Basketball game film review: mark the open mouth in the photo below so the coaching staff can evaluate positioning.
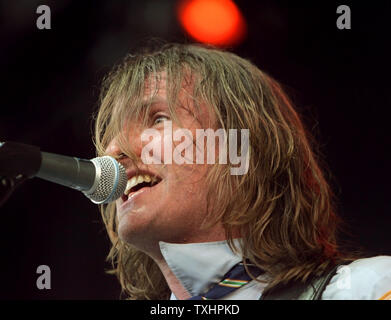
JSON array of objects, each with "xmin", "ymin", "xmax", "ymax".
[{"xmin": 121, "ymin": 174, "xmax": 162, "ymax": 202}]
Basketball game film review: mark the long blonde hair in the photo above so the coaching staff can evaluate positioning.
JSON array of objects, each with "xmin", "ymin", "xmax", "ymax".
[{"xmin": 94, "ymin": 43, "xmax": 347, "ymax": 299}]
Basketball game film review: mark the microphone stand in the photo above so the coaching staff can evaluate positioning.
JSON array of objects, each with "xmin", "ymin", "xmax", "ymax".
[
  {"xmin": 0, "ymin": 141, "xmax": 41, "ymax": 207},
  {"xmin": 0, "ymin": 175, "xmax": 28, "ymax": 207}
]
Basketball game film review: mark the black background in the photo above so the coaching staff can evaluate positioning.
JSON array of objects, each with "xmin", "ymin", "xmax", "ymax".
[{"xmin": 0, "ymin": 0, "xmax": 390, "ymax": 299}]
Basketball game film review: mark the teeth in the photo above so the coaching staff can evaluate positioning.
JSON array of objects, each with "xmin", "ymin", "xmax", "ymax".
[{"xmin": 124, "ymin": 175, "xmax": 158, "ymax": 195}]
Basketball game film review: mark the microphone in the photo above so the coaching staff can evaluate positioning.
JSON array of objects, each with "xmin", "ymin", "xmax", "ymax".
[{"xmin": 0, "ymin": 141, "xmax": 127, "ymax": 204}]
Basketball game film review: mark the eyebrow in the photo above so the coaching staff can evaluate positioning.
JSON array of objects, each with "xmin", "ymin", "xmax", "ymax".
[{"xmin": 140, "ymin": 96, "xmax": 167, "ymax": 107}]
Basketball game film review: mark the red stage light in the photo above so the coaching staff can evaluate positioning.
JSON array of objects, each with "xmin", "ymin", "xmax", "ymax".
[{"xmin": 177, "ymin": 0, "xmax": 246, "ymax": 46}]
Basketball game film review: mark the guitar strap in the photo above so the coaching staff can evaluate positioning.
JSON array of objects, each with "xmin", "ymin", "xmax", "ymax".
[{"xmin": 261, "ymin": 264, "xmax": 342, "ymax": 300}]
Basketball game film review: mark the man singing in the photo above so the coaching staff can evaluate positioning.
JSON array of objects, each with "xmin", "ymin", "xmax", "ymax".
[{"xmin": 94, "ymin": 43, "xmax": 391, "ymax": 300}]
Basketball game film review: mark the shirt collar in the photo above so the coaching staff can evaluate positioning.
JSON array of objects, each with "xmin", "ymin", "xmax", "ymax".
[{"xmin": 159, "ymin": 239, "xmax": 243, "ymax": 297}]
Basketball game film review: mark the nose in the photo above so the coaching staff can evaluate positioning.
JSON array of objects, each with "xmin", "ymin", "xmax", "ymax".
[
  {"xmin": 105, "ymin": 128, "xmax": 144, "ymax": 160},
  {"xmin": 105, "ymin": 137, "xmax": 123, "ymax": 159}
]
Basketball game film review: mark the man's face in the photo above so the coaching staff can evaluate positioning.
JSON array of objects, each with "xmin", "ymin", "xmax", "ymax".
[{"xmin": 105, "ymin": 75, "xmax": 226, "ymax": 251}]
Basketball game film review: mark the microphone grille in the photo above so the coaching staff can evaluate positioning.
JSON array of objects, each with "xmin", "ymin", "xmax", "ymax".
[{"xmin": 85, "ymin": 156, "xmax": 127, "ymax": 204}]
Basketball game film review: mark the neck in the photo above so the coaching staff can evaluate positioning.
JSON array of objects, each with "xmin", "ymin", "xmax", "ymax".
[
  {"xmin": 155, "ymin": 255, "xmax": 191, "ymax": 299},
  {"xmin": 142, "ymin": 243, "xmax": 191, "ymax": 299},
  {"xmin": 136, "ymin": 224, "xmax": 235, "ymax": 300}
]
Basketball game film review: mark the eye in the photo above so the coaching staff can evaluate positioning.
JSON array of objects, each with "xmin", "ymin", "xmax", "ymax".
[{"xmin": 153, "ymin": 114, "xmax": 170, "ymax": 125}]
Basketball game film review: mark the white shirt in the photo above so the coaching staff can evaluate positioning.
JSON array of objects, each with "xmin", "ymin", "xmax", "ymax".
[{"xmin": 159, "ymin": 240, "xmax": 391, "ymax": 300}]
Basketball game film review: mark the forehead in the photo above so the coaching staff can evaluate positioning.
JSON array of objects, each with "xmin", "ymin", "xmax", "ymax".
[
  {"xmin": 143, "ymin": 72, "xmax": 167, "ymax": 97},
  {"xmin": 112, "ymin": 70, "xmax": 216, "ymax": 130},
  {"xmin": 154, "ymin": 72, "xmax": 214, "ymax": 126},
  {"xmin": 142, "ymin": 72, "xmax": 205, "ymax": 113},
  {"xmin": 142, "ymin": 71, "xmax": 192, "ymax": 100}
]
